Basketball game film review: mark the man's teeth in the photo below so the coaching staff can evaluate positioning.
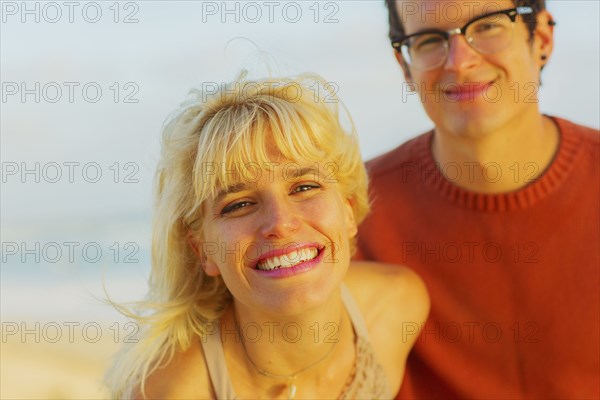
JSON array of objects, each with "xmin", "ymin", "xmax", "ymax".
[{"xmin": 257, "ymin": 248, "xmax": 319, "ymax": 271}]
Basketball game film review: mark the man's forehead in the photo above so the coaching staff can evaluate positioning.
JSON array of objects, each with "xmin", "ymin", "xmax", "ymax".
[{"xmin": 396, "ymin": 0, "xmax": 515, "ymax": 32}]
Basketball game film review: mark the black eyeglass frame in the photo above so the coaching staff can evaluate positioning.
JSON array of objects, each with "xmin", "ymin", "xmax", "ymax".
[{"xmin": 391, "ymin": 6, "xmax": 534, "ymax": 57}]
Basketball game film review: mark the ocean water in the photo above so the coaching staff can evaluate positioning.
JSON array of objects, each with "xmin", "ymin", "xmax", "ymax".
[{"xmin": 1, "ymin": 218, "xmax": 152, "ymax": 323}]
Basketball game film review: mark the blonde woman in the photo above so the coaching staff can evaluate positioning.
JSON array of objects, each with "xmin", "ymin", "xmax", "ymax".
[{"xmin": 106, "ymin": 72, "xmax": 429, "ymax": 399}]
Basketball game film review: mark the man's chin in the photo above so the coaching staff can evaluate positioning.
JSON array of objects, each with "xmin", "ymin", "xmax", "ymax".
[{"xmin": 436, "ymin": 113, "xmax": 506, "ymax": 139}]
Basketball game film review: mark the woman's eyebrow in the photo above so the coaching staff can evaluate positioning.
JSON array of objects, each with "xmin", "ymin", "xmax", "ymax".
[
  {"xmin": 213, "ymin": 167, "xmax": 321, "ymax": 202},
  {"xmin": 286, "ymin": 167, "xmax": 322, "ymax": 180},
  {"xmin": 215, "ymin": 182, "xmax": 249, "ymax": 203}
]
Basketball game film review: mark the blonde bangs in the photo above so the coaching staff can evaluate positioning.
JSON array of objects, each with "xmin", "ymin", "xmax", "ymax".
[{"xmin": 190, "ymin": 78, "xmax": 350, "ymax": 215}]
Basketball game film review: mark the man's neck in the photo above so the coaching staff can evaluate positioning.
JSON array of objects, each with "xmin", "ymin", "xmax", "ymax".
[{"xmin": 431, "ymin": 113, "xmax": 560, "ymax": 194}]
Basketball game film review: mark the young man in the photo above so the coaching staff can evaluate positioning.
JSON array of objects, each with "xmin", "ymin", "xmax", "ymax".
[{"xmin": 356, "ymin": 0, "xmax": 599, "ymax": 398}]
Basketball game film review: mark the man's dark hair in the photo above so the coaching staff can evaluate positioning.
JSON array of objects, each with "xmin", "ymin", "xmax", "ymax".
[{"xmin": 385, "ymin": 0, "xmax": 546, "ymax": 40}]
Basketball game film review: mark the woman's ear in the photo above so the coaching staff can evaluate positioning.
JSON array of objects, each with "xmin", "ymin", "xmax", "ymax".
[
  {"xmin": 344, "ymin": 197, "xmax": 358, "ymax": 239},
  {"xmin": 187, "ymin": 231, "xmax": 221, "ymax": 277}
]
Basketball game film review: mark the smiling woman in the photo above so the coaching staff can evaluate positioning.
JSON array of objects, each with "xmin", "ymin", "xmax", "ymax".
[{"xmin": 105, "ymin": 72, "xmax": 429, "ymax": 399}]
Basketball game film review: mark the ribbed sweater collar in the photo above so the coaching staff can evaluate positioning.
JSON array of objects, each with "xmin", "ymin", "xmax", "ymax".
[{"xmin": 415, "ymin": 116, "xmax": 582, "ymax": 212}]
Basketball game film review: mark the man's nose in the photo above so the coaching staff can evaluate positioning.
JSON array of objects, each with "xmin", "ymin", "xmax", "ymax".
[{"xmin": 443, "ymin": 34, "xmax": 481, "ymax": 73}]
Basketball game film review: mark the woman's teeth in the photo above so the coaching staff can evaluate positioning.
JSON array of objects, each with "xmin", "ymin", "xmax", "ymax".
[{"xmin": 256, "ymin": 247, "xmax": 319, "ymax": 271}]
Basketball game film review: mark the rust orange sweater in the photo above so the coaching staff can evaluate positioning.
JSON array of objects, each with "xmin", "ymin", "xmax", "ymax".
[{"xmin": 356, "ymin": 116, "xmax": 599, "ymax": 398}]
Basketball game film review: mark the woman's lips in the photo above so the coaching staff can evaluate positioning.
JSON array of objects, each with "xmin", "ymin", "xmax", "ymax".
[
  {"xmin": 252, "ymin": 246, "xmax": 325, "ymax": 278},
  {"xmin": 249, "ymin": 242, "xmax": 324, "ymax": 269},
  {"xmin": 256, "ymin": 246, "xmax": 321, "ymax": 271}
]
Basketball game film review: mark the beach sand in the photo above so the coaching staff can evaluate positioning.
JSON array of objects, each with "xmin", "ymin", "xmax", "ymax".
[{"xmin": 1, "ymin": 326, "xmax": 120, "ymax": 399}]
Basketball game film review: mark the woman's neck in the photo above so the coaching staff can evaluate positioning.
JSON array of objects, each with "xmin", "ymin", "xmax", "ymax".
[{"xmin": 220, "ymin": 291, "xmax": 356, "ymax": 398}]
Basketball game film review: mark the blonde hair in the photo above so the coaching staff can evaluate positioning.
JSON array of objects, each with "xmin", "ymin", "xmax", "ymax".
[{"xmin": 105, "ymin": 72, "xmax": 370, "ymax": 398}]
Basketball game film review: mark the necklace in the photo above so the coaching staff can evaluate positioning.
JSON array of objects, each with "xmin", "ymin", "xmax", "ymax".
[{"xmin": 234, "ymin": 312, "xmax": 342, "ymax": 400}]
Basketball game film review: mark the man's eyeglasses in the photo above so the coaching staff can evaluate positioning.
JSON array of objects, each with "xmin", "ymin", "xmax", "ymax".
[{"xmin": 391, "ymin": 7, "xmax": 534, "ymax": 71}]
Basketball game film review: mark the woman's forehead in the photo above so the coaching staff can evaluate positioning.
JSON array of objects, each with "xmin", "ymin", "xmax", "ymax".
[{"xmin": 212, "ymin": 159, "xmax": 328, "ymax": 187}]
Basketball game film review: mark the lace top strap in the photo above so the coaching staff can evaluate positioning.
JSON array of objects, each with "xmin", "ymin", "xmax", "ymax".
[
  {"xmin": 200, "ymin": 327, "xmax": 237, "ymax": 399},
  {"xmin": 340, "ymin": 284, "xmax": 370, "ymax": 339},
  {"xmin": 338, "ymin": 284, "xmax": 395, "ymax": 399}
]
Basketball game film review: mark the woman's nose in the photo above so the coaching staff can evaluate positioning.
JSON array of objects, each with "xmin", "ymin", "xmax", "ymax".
[{"xmin": 259, "ymin": 197, "xmax": 301, "ymax": 239}]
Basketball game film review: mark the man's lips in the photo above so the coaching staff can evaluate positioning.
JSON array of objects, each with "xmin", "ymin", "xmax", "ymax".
[
  {"xmin": 250, "ymin": 243, "xmax": 324, "ymax": 270},
  {"xmin": 439, "ymin": 80, "xmax": 496, "ymax": 99}
]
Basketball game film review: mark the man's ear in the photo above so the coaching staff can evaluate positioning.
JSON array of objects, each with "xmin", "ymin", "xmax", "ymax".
[
  {"xmin": 394, "ymin": 50, "xmax": 415, "ymax": 89},
  {"xmin": 534, "ymin": 10, "xmax": 555, "ymax": 68},
  {"xmin": 187, "ymin": 231, "xmax": 221, "ymax": 277}
]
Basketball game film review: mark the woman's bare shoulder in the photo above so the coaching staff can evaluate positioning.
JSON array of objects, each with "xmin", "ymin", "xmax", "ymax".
[
  {"xmin": 137, "ymin": 338, "xmax": 213, "ymax": 399},
  {"xmin": 344, "ymin": 261, "xmax": 430, "ymax": 391},
  {"xmin": 345, "ymin": 261, "xmax": 430, "ymax": 320}
]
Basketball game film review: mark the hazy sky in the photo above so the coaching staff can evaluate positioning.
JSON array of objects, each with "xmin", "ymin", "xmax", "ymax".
[
  {"xmin": 1, "ymin": 1, "xmax": 599, "ymax": 320},
  {"xmin": 2, "ymin": 1, "xmax": 599, "ymax": 223}
]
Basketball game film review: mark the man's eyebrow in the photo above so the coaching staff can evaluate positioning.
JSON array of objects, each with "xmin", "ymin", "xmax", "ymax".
[
  {"xmin": 286, "ymin": 167, "xmax": 322, "ymax": 179},
  {"xmin": 408, "ymin": 8, "xmax": 498, "ymax": 35},
  {"xmin": 215, "ymin": 182, "xmax": 249, "ymax": 203}
]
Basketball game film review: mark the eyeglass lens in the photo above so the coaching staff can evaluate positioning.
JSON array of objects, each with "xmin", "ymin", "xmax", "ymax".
[{"xmin": 402, "ymin": 13, "xmax": 515, "ymax": 70}]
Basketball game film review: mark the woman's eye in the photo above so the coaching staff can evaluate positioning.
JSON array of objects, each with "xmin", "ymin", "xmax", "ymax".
[
  {"xmin": 220, "ymin": 201, "xmax": 254, "ymax": 215},
  {"xmin": 292, "ymin": 184, "xmax": 321, "ymax": 194}
]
